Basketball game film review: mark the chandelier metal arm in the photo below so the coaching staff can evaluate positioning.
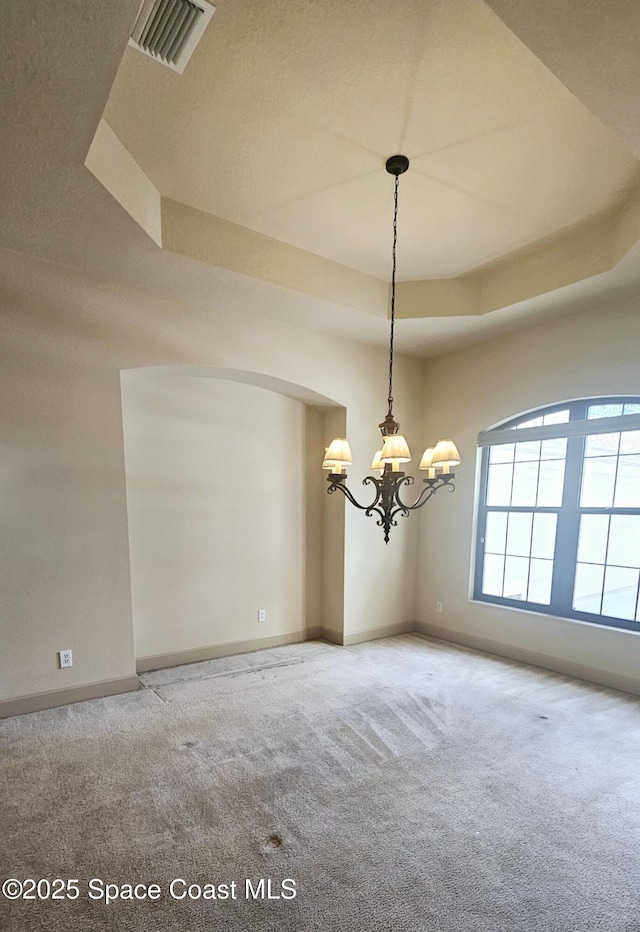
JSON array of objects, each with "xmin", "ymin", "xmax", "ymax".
[
  {"xmin": 327, "ymin": 475, "xmax": 384, "ymax": 518},
  {"xmin": 327, "ymin": 472, "xmax": 456, "ymax": 543},
  {"xmin": 393, "ymin": 475, "xmax": 456, "ymax": 512}
]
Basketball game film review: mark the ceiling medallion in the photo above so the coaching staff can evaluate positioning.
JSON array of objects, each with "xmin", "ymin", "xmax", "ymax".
[{"xmin": 323, "ymin": 155, "xmax": 460, "ymax": 543}]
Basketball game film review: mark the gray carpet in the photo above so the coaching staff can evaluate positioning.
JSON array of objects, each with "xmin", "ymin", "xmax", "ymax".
[{"xmin": 2, "ymin": 634, "xmax": 640, "ymax": 931}]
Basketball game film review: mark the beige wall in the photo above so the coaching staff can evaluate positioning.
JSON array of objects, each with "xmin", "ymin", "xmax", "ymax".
[
  {"xmin": 319, "ymin": 406, "xmax": 346, "ymax": 642},
  {"xmin": 3, "ymin": 241, "xmax": 639, "ymax": 707},
  {"xmin": 0, "ymin": 247, "xmax": 421, "ymax": 704},
  {"xmin": 417, "ymin": 297, "xmax": 640, "ymax": 685},
  {"xmin": 121, "ymin": 372, "xmax": 313, "ymax": 661}
]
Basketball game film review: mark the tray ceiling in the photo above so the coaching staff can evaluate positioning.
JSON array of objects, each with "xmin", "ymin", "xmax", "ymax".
[{"xmin": 104, "ymin": 0, "xmax": 640, "ymax": 281}]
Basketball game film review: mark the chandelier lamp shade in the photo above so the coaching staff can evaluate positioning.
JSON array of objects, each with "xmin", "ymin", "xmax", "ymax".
[{"xmin": 323, "ymin": 155, "xmax": 460, "ymax": 543}]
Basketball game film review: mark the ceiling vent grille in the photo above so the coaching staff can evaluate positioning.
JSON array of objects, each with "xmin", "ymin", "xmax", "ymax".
[{"xmin": 129, "ymin": 0, "xmax": 215, "ymax": 73}]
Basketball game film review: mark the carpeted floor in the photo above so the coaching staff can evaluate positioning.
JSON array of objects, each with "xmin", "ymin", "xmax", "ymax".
[{"xmin": 2, "ymin": 634, "xmax": 640, "ymax": 931}]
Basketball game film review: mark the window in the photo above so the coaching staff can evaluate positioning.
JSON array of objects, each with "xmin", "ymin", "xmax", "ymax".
[{"xmin": 474, "ymin": 399, "xmax": 640, "ymax": 632}]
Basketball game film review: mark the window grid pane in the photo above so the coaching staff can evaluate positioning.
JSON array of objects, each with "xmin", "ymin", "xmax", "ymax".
[
  {"xmin": 506, "ymin": 512, "xmax": 533, "ymax": 557},
  {"xmin": 478, "ymin": 399, "xmax": 640, "ymax": 629},
  {"xmin": 580, "ymin": 457, "xmax": 616, "ymax": 508},
  {"xmin": 487, "ymin": 462, "xmax": 513, "ymax": 506},
  {"xmin": 543, "ymin": 410, "xmax": 570, "ymax": 425},
  {"xmin": 585, "ymin": 433, "xmax": 620, "ymax": 457},
  {"xmin": 479, "ymin": 399, "xmax": 640, "ymax": 629},
  {"xmin": 480, "ymin": 509, "xmax": 559, "ymax": 603},
  {"xmin": 576, "ymin": 514, "xmax": 609, "ymax": 565},
  {"xmin": 489, "ymin": 443, "xmax": 515, "ymax": 464},
  {"xmin": 503, "ymin": 556, "xmax": 529, "ymax": 600},
  {"xmin": 587, "ymin": 404, "xmax": 622, "ymax": 420},
  {"xmin": 602, "ymin": 566, "xmax": 639, "ymax": 621},
  {"xmin": 515, "ymin": 440, "xmax": 541, "ymax": 461},
  {"xmin": 482, "ymin": 554, "xmax": 504, "ymax": 597},
  {"xmin": 614, "ymin": 454, "xmax": 640, "ymax": 507},
  {"xmin": 540, "ymin": 437, "xmax": 567, "ymax": 460},
  {"xmin": 620, "ymin": 431, "xmax": 640, "ymax": 454},
  {"xmin": 511, "ymin": 461, "xmax": 539, "ymax": 506},
  {"xmin": 527, "ymin": 559, "xmax": 553, "ymax": 604},
  {"xmin": 481, "ymin": 412, "xmax": 567, "ymax": 605},
  {"xmin": 573, "ymin": 562, "xmax": 605, "ymax": 614},
  {"xmin": 607, "ymin": 516, "xmax": 640, "ymax": 567},
  {"xmin": 531, "ymin": 513, "xmax": 557, "ymax": 559},
  {"xmin": 485, "ymin": 511, "xmax": 508, "ymax": 554}
]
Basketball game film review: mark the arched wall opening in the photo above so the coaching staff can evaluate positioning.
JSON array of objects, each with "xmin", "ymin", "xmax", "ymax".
[{"xmin": 120, "ymin": 366, "xmax": 345, "ymax": 670}]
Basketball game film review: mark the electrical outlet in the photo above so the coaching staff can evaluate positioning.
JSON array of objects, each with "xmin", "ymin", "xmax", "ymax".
[
  {"xmin": 258, "ymin": 609, "xmax": 266, "ymax": 623},
  {"xmin": 59, "ymin": 649, "xmax": 73, "ymax": 668},
  {"xmin": 436, "ymin": 601, "xmax": 443, "ymax": 613}
]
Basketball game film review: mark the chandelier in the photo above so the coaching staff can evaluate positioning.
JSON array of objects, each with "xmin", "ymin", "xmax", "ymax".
[{"xmin": 323, "ymin": 155, "xmax": 460, "ymax": 543}]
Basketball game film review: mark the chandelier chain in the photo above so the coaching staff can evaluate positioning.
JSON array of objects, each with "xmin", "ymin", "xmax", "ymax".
[
  {"xmin": 387, "ymin": 173, "xmax": 399, "ymax": 417},
  {"xmin": 325, "ymin": 154, "xmax": 458, "ymax": 544}
]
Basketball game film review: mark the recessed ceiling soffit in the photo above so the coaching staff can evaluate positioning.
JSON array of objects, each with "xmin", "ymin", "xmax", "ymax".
[{"xmin": 87, "ymin": 0, "xmax": 640, "ymax": 322}]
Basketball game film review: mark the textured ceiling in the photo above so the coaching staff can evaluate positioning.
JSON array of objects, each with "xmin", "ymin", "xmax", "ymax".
[
  {"xmin": 3, "ymin": 1, "xmax": 640, "ymax": 358},
  {"xmin": 104, "ymin": 0, "xmax": 639, "ymax": 280}
]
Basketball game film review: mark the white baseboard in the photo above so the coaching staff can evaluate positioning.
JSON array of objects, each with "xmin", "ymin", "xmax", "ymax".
[
  {"xmin": 343, "ymin": 620, "xmax": 415, "ymax": 647},
  {"xmin": 320, "ymin": 627, "xmax": 344, "ymax": 646},
  {"xmin": 415, "ymin": 620, "xmax": 640, "ymax": 698},
  {"xmin": 136, "ymin": 627, "xmax": 324, "ymax": 673},
  {"xmin": 0, "ymin": 676, "xmax": 141, "ymax": 720},
  {"xmin": 6, "ymin": 620, "xmax": 638, "ymax": 719}
]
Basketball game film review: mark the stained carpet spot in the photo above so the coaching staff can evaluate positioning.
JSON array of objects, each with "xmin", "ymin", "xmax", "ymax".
[
  {"xmin": 183, "ymin": 740, "xmax": 198, "ymax": 748},
  {"xmin": 264, "ymin": 833, "xmax": 283, "ymax": 850}
]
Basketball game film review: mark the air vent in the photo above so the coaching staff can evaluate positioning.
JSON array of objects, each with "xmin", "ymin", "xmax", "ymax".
[{"xmin": 129, "ymin": 0, "xmax": 215, "ymax": 73}]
